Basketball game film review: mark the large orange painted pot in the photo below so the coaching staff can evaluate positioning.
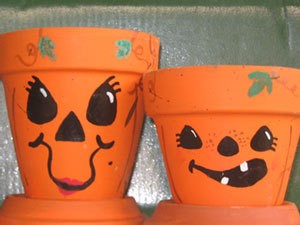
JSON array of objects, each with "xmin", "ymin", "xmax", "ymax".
[
  {"xmin": 143, "ymin": 65, "xmax": 300, "ymax": 225},
  {"xmin": 0, "ymin": 27, "xmax": 159, "ymax": 225}
]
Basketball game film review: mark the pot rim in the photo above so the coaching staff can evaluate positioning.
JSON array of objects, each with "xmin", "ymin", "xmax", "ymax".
[
  {"xmin": 151, "ymin": 110, "xmax": 300, "ymax": 117},
  {"xmin": 0, "ymin": 26, "xmax": 160, "ymax": 75},
  {"xmin": 145, "ymin": 64, "xmax": 300, "ymax": 74},
  {"xmin": 143, "ymin": 65, "xmax": 300, "ymax": 116},
  {"xmin": 0, "ymin": 26, "xmax": 158, "ymax": 39}
]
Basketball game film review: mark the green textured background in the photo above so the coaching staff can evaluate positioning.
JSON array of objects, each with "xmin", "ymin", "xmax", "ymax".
[
  {"xmin": 1, "ymin": 0, "xmax": 300, "ymax": 7},
  {"xmin": 1, "ymin": 0, "xmax": 300, "ymax": 214}
]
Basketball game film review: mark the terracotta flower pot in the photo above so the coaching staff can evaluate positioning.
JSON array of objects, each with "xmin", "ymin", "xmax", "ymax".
[
  {"xmin": 143, "ymin": 65, "xmax": 300, "ymax": 225},
  {"xmin": 0, "ymin": 27, "xmax": 159, "ymax": 225}
]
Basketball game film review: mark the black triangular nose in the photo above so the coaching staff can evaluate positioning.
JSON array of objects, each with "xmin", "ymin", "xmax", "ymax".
[
  {"xmin": 217, "ymin": 136, "xmax": 239, "ymax": 156},
  {"xmin": 55, "ymin": 111, "xmax": 85, "ymax": 142}
]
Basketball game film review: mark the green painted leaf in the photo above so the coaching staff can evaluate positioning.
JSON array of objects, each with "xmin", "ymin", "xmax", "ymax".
[
  {"xmin": 248, "ymin": 80, "xmax": 266, "ymax": 97},
  {"xmin": 248, "ymin": 71, "xmax": 270, "ymax": 80},
  {"xmin": 248, "ymin": 71, "xmax": 273, "ymax": 97},
  {"xmin": 38, "ymin": 36, "xmax": 56, "ymax": 61},
  {"xmin": 116, "ymin": 39, "xmax": 132, "ymax": 59}
]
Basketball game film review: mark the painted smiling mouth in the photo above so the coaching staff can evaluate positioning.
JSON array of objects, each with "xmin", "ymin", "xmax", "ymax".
[
  {"xmin": 29, "ymin": 132, "xmax": 114, "ymax": 194},
  {"xmin": 50, "ymin": 148, "xmax": 100, "ymax": 192},
  {"xmin": 189, "ymin": 158, "xmax": 267, "ymax": 187}
]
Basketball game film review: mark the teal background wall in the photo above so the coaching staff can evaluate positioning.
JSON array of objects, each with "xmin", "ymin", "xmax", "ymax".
[
  {"xmin": 1, "ymin": 0, "xmax": 300, "ymax": 214},
  {"xmin": 1, "ymin": 0, "xmax": 300, "ymax": 7}
]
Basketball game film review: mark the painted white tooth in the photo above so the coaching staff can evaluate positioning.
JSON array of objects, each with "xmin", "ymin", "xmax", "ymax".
[
  {"xmin": 221, "ymin": 177, "xmax": 229, "ymax": 185},
  {"xmin": 240, "ymin": 161, "xmax": 248, "ymax": 172}
]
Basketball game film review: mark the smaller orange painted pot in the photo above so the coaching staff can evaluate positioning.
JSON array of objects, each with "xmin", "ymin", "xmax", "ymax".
[
  {"xmin": 143, "ymin": 65, "xmax": 300, "ymax": 207},
  {"xmin": 0, "ymin": 27, "xmax": 159, "ymax": 225}
]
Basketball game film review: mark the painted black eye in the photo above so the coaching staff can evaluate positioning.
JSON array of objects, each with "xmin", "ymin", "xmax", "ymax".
[
  {"xmin": 87, "ymin": 76, "xmax": 121, "ymax": 126},
  {"xmin": 26, "ymin": 76, "xmax": 57, "ymax": 124},
  {"xmin": 251, "ymin": 126, "xmax": 277, "ymax": 151},
  {"xmin": 176, "ymin": 125, "xmax": 202, "ymax": 149}
]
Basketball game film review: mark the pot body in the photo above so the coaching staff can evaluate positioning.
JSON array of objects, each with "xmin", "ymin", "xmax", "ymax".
[
  {"xmin": 0, "ymin": 27, "xmax": 160, "ymax": 200},
  {"xmin": 143, "ymin": 65, "xmax": 300, "ymax": 206}
]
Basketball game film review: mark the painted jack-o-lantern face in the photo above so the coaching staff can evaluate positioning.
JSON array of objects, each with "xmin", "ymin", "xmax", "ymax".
[
  {"xmin": 178, "ymin": 124, "xmax": 275, "ymax": 187},
  {"xmin": 27, "ymin": 75, "xmax": 120, "ymax": 193},
  {"xmin": 7, "ymin": 72, "xmax": 143, "ymax": 199},
  {"xmin": 0, "ymin": 27, "xmax": 160, "ymax": 201},
  {"xmin": 143, "ymin": 66, "xmax": 300, "ymax": 207},
  {"xmin": 155, "ymin": 114, "xmax": 297, "ymax": 206}
]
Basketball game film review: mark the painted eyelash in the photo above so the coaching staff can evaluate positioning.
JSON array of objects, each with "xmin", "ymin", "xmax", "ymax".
[
  {"xmin": 270, "ymin": 137, "xmax": 278, "ymax": 151},
  {"xmin": 25, "ymin": 76, "xmax": 40, "ymax": 92},
  {"xmin": 106, "ymin": 76, "xmax": 121, "ymax": 93},
  {"xmin": 176, "ymin": 133, "xmax": 182, "ymax": 147}
]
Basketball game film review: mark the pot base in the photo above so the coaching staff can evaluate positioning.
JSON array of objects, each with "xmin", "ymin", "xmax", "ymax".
[
  {"xmin": 145, "ymin": 200, "xmax": 300, "ymax": 225},
  {"xmin": 0, "ymin": 194, "xmax": 144, "ymax": 225}
]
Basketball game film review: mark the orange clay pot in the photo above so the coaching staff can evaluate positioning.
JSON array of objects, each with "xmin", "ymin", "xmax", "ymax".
[
  {"xmin": 144, "ymin": 200, "xmax": 300, "ymax": 225},
  {"xmin": 0, "ymin": 27, "xmax": 159, "ymax": 225},
  {"xmin": 143, "ymin": 65, "xmax": 300, "ymax": 225}
]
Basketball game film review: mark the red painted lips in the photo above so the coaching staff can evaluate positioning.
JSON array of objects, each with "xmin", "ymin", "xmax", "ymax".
[{"xmin": 57, "ymin": 178, "xmax": 84, "ymax": 195}]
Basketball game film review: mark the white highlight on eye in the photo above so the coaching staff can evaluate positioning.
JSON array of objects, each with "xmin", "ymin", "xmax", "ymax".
[
  {"xmin": 106, "ymin": 91, "xmax": 114, "ymax": 103},
  {"xmin": 221, "ymin": 177, "xmax": 229, "ymax": 185},
  {"xmin": 265, "ymin": 131, "xmax": 272, "ymax": 140},
  {"xmin": 39, "ymin": 88, "xmax": 47, "ymax": 98},
  {"xmin": 190, "ymin": 129, "xmax": 197, "ymax": 138},
  {"xmin": 240, "ymin": 161, "xmax": 248, "ymax": 172}
]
